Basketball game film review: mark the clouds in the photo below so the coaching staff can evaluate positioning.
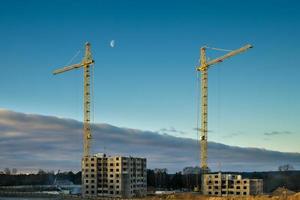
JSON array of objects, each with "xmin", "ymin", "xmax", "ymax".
[
  {"xmin": 264, "ymin": 131, "xmax": 293, "ymax": 136},
  {"xmin": 221, "ymin": 131, "xmax": 243, "ymax": 139},
  {"xmin": 159, "ymin": 127, "xmax": 186, "ymax": 135},
  {"xmin": 0, "ymin": 109, "xmax": 300, "ymax": 173}
]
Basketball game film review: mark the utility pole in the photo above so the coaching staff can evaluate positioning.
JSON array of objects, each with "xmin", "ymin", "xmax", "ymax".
[{"xmin": 53, "ymin": 42, "xmax": 94, "ymax": 157}]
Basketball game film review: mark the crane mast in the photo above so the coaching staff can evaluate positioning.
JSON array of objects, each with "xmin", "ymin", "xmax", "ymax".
[
  {"xmin": 200, "ymin": 47, "xmax": 209, "ymax": 172},
  {"xmin": 83, "ymin": 43, "xmax": 92, "ymax": 158},
  {"xmin": 196, "ymin": 44, "xmax": 253, "ymax": 173},
  {"xmin": 53, "ymin": 42, "xmax": 94, "ymax": 157}
]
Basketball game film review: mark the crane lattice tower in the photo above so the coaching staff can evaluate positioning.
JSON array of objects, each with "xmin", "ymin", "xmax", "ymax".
[
  {"xmin": 53, "ymin": 42, "xmax": 94, "ymax": 157},
  {"xmin": 196, "ymin": 44, "xmax": 253, "ymax": 173}
]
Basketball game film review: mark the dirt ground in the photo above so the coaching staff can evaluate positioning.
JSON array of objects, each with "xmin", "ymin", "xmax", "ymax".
[{"xmin": 144, "ymin": 193, "xmax": 300, "ymax": 200}]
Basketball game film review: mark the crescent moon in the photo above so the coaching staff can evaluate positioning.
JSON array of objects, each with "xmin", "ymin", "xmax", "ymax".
[{"xmin": 110, "ymin": 40, "xmax": 115, "ymax": 48}]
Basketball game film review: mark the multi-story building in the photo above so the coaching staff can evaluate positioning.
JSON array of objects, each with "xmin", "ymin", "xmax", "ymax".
[
  {"xmin": 202, "ymin": 172, "xmax": 263, "ymax": 196},
  {"xmin": 82, "ymin": 153, "xmax": 147, "ymax": 198}
]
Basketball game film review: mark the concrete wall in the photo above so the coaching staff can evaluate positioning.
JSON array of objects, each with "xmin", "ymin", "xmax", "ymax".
[
  {"xmin": 81, "ymin": 156, "xmax": 97, "ymax": 196},
  {"xmin": 82, "ymin": 154, "xmax": 147, "ymax": 198},
  {"xmin": 202, "ymin": 173, "xmax": 263, "ymax": 196}
]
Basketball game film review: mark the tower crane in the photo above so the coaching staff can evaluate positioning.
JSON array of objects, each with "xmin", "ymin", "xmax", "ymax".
[
  {"xmin": 196, "ymin": 44, "xmax": 253, "ymax": 173},
  {"xmin": 53, "ymin": 42, "xmax": 94, "ymax": 157}
]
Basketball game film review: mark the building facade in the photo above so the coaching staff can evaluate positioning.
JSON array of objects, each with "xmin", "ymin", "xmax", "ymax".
[
  {"xmin": 202, "ymin": 172, "xmax": 263, "ymax": 196},
  {"xmin": 82, "ymin": 153, "xmax": 147, "ymax": 198}
]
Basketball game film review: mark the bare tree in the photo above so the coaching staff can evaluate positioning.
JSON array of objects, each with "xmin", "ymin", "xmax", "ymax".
[
  {"xmin": 4, "ymin": 168, "xmax": 11, "ymax": 175},
  {"xmin": 278, "ymin": 164, "xmax": 294, "ymax": 171},
  {"xmin": 12, "ymin": 168, "xmax": 17, "ymax": 175},
  {"xmin": 37, "ymin": 169, "xmax": 46, "ymax": 175}
]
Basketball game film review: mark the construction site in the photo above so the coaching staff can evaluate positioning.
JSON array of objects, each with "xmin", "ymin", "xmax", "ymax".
[
  {"xmin": 41, "ymin": 42, "xmax": 295, "ymax": 199},
  {"xmin": 0, "ymin": 42, "xmax": 299, "ymax": 199},
  {"xmin": 0, "ymin": 1, "xmax": 299, "ymax": 200}
]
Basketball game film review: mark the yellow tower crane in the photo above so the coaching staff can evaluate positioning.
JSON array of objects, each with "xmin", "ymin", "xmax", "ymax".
[
  {"xmin": 196, "ymin": 44, "xmax": 253, "ymax": 173},
  {"xmin": 53, "ymin": 42, "xmax": 94, "ymax": 157}
]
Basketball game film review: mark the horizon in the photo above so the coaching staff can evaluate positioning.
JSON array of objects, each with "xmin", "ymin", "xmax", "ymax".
[{"xmin": 0, "ymin": 0, "xmax": 300, "ymax": 173}]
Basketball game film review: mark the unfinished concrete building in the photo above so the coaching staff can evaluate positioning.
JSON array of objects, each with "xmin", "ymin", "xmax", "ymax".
[
  {"xmin": 202, "ymin": 172, "xmax": 263, "ymax": 196},
  {"xmin": 82, "ymin": 153, "xmax": 147, "ymax": 198}
]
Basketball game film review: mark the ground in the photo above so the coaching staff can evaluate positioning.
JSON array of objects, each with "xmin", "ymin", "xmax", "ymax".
[{"xmin": 144, "ymin": 193, "xmax": 300, "ymax": 200}]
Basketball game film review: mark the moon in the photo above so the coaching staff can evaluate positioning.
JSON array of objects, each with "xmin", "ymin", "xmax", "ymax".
[{"xmin": 110, "ymin": 40, "xmax": 115, "ymax": 48}]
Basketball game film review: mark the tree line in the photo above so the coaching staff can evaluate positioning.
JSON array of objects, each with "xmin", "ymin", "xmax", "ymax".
[
  {"xmin": 0, "ymin": 170, "xmax": 81, "ymax": 186},
  {"xmin": 146, "ymin": 169, "xmax": 300, "ymax": 193},
  {"xmin": 1, "ymin": 168, "xmax": 300, "ymax": 193}
]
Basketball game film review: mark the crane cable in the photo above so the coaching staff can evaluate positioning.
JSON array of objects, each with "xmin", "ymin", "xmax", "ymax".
[
  {"xmin": 91, "ymin": 62, "xmax": 95, "ymax": 153},
  {"xmin": 195, "ymin": 68, "xmax": 201, "ymax": 188},
  {"xmin": 195, "ymin": 70, "xmax": 200, "ymax": 150},
  {"xmin": 67, "ymin": 49, "xmax": 95, "ymax": 151},
  {"xmin": 64, "ymin": 49, "xmax": 82, "ymax": 119},
  {"xmin": 91, "ymin": 62, "xmax": 95, "ymax": 125},
  {"xmin": 205, "ymin": 46, "xmax": 232, "ymax": 52},
  {"xmin": 66, "ymin": 50, "xmax": 81, "ymax": 66}
]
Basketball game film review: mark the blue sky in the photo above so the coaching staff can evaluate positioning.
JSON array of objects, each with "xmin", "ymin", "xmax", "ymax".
[{"xmin": 0, "ymin": 0, "xmax": 300, "ymax": 154}]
